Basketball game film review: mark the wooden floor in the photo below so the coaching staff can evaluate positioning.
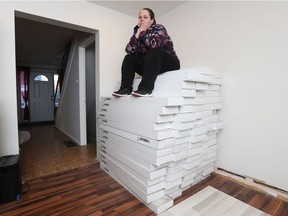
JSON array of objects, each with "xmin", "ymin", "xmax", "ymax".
[
  {"xmin": 2, "ymin": 125, "xmax": 286, "ymax": 215},
  {"xmin": 0, "ymin": 163, "xmax": 288, "ymax": 215},
  {"xmin": 20, "ymin": 124, "xmax": 97, "ymax": 181}
]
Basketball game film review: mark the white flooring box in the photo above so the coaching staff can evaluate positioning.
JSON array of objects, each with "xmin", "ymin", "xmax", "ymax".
[
  {"xmin": 99, "ymin": 100, "xmax": 177, "ymax": 122},
  {"xmin": 148, "ymin": 195, "xmax": 173, "ymax": 215},
  {"xmin": 100, "ymin": 130, "xmax": 174, "ymax": 167},
  {"xmin": 98, "ymin": 112, "xmax": 172, "ymax": 130},
  {"xmin": 133, "ymin": 67, "xmax": 221, "ymax": 89},
  {"xmin": 97, "ymin": 67, "xmax": 223, "ymax": 214},
  {"xmin": 101, "ymin": 155, "xmax": 165, "ymax": 203},
  {"xmin": 99, "ymin": 140, "xmax": 167, "ymax": 180},
  {"xmin": 99, "ymin": 119, "xmax": 174, "ymax": 140},
  {"xmin": 99, "ymin": 125, "xmax": 174, "ymax": 149}
]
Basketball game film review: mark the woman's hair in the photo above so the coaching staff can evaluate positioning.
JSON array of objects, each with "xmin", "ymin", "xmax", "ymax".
[{"xmin": 140, "ymin": 8, "xmax": 156, "ymax": 24}]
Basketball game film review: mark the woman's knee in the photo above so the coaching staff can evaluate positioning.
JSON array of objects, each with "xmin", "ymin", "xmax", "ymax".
[
  {"xmin": 144, "ymin": 49, "xmax": 165, "ymax": 66},
  {"xmin": 145, "ymin": 48, "xmax": 164, "ymax": 59},
  {"xmin": 123, "ymin": 54, "xmax": 134, "ymax": 63},
  {"xmin": 123, "ymin": 54, "xmax": 143, "ymax": 66}
]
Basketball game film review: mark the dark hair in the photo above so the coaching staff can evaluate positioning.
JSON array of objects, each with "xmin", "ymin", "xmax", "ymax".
[{"xmin": 140, "ymin": 8, "xmax": 156, "ymax": 24}]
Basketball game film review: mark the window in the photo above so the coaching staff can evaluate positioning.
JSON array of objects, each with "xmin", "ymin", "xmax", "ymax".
[
  {"xmin": 54, "ymin": 74, "xmax": 60, "ymax": 107},
  {"xmin": 34, "ymin": 75, "xmax": 49, "ymax": 81}
]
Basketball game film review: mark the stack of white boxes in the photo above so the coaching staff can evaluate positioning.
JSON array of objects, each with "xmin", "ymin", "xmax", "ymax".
[{"xmin": 97, "ymin": 67, "xmax": 223, "ymax": 214}]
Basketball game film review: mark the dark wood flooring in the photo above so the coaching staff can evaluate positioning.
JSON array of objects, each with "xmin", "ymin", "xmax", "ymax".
[{"xmin": 0, "ymin": 163, "xmax": 287, "ymax": 216}]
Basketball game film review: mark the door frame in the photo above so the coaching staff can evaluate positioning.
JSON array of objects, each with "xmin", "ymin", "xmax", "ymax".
[
  {"xmin": 79, "ymin": 35, "xmax": 97, "ymax": 146},
  {"xmin": 15, "ymin": 11, "xmax": 100, "ymax": 152}
]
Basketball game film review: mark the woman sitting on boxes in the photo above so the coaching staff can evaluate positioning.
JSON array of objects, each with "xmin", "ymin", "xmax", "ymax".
[{"xmin": 113, "ymin": 8, "xmax": 180, "ymax": 97}]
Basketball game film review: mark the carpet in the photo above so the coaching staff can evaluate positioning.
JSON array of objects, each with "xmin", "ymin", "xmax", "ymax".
[
  {"xmin": 19, "ymin": 131, "xmax": 30, "ymax": 145},
  {"xmin": 159, "ymin": 186, "xmax": 270, "ymax": 216},
  {"xmin": 63, "ymin": 140, "xmax": 78, "ymax": 148}
]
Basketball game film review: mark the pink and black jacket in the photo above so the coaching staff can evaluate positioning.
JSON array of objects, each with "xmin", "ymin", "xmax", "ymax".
[{"xmin": 125, "ymin": 23, "xmax": 179, "ymax": 60}]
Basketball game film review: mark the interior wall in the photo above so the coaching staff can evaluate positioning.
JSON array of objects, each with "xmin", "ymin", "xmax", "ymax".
[
  {"xmin": 159, "ymin": 1, "xmax": 288, "ymax": 191},
  {"xmin": 0, "ymin": 1, "xmax": 135, "ymax": 156},
  {"xmin": 0, "ymin": 4, "xmax": 19, "ymax": 156},
  {"xmin": 55, "ymin": 33, "xmax": 81, "ymax": 143}
]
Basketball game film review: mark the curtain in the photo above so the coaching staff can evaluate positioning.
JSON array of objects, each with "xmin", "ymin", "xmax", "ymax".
[{"xmin": 17, "ymin": 66, "xmax": 30, "ymax": 121}]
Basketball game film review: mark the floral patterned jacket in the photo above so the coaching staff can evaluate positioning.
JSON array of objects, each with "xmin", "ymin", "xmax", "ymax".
[{"xmin": 125, "ymin": 23, "xmax": 179, "ymax": 60}]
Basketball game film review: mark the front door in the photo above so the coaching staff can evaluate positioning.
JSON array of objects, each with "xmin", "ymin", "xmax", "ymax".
[{"xmin": 29, "ymin": 72, "xmax": 54, "ymax": 122}]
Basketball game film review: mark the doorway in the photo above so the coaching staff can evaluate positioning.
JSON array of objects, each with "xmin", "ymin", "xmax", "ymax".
[{"xmin": 15, "ymin": 12, "xmax": 99, "ymax": 180}]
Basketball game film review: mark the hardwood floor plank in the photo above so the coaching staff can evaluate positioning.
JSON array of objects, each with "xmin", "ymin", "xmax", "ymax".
[
  {"xmin": 263, "ymin": 197, "xmax": 283, "ymax": 215},
  {"xmin": 113, "ymin": 199, "xmax": 142, "ymax": 214},
  {"xmin": 273, "ymin": 200, "xmax": 288, "ymax": 216},
  {"xmin": 1, "ymin": 163, "xmax": 288, "ymax": 216},
  {"xmin": 235, "ymin": 187, "xmax": 254, "ymax": 202},
  {"xmin": 249, "ymin": 194, "xmax": 273, "ymax": 211},
  {"xmin": 20, "ymin": 125, "xmax": 97, "ymax": 181}
]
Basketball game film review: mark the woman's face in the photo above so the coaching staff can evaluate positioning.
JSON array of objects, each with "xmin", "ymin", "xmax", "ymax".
[{"xmin": 138, "ymin": 9, "xmax": 154, "ymax": 29}]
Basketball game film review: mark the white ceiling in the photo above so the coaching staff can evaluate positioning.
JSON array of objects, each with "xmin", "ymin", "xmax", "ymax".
[{"xmin": 89, "ymin": 1, "xmax": 187, "ymax": 17}]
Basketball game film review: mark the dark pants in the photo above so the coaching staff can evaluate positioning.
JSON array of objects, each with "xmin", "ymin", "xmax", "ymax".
[{"xmin": 121, "ymin": 48, "xmax": 180, "ymax": 91}]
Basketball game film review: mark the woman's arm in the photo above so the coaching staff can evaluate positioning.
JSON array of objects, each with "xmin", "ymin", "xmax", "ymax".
[
  {"xmin": 125, "ymin": 25, "xmax": 146, "ymax": 54},
  {"xmin": 144, "ymin": 24, "xmax": 169, "ymax": 49},
  {"xmin": 125, "ymin": 24, "xmax": 170, "ymax": 54}
]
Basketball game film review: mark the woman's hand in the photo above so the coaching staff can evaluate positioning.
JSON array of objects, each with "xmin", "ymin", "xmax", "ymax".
[{"xmin": 135, "ymin": 25, "xmax": 147, "ymax": 38}]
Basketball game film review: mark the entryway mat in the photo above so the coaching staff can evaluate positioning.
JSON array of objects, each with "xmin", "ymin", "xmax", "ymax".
[{"xmin": 63, "ymin": 140, "xmax": 78, "ymax": 148}]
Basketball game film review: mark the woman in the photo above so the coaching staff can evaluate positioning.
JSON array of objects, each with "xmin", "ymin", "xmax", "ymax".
[{"xmin": 113, "ymin": 8, "xmax": 180, "ymax": 97}]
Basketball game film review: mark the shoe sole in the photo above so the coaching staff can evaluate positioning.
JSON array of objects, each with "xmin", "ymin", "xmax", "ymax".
[
  {"xmin": 131, "ymin": 92, "xmax": 152, "ymax": 97},
  {"xmin": 112, "ymin": 93, "xmax": 131, "ymax": 97}
]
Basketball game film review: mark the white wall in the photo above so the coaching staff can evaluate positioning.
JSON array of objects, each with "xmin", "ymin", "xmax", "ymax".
[
  {"xmin": 159, "ymin": 1, "xmax": 288, "ymax": 191},
  {"xmin": 56, "ymin": 34, "xmax": 82, "ymax": 143},
  {"xmin": 0, "ymin": 4, "xmax": 19, "ymax": 156},
  {"xmin": 0, "ymin": 1, "xmax": 135, "ymax": 156}
]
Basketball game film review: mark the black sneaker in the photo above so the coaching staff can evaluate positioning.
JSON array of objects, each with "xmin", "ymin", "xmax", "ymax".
[
  {"xmin": 112, "ymin": 88, "xmax": 132, "ymax": 97},
  {"xmin": 132, "ymin": 89, "xmax": 152, "ymax": 97}
]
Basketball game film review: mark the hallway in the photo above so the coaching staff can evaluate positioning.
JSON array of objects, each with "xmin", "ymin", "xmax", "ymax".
[{"xmin": 20, "ymin": 125, "xmax": 97, "ymax": 181}]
